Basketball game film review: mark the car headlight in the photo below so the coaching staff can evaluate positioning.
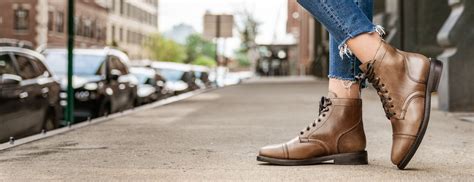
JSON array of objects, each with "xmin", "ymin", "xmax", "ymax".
[
  {"xmin": 60, "ymin": 92, "xmax": 67, "ymax": 99},
  {"xmin": 84, "ymin": 83, "xmax": 98, "ymax": 90}
]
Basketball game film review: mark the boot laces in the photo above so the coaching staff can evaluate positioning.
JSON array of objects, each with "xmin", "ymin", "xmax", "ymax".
[
  {"xmin": 300, "ymin": 97, "xmax": 332, "ymax": 135},
  {"xmin": 357, "ymin": 63, "xmax": 395, "ymax": 119}
]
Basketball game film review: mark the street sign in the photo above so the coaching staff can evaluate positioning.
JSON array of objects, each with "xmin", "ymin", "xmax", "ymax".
[{"xmin": 203, "ymin": 14, "xmax": 233, "ymax": 39}]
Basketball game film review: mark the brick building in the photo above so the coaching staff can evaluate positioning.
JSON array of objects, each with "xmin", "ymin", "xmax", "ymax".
[
  {"xmin": 106, "ymin": 0, "xmax": 159, "ymax": 59},
  {"xmin": 286, "ymin": 0, "xmax": 326, "ymax": 76},
  {"xmin": 0, "ymin": 0, "xmax": 159, "ymax": 59},
  {"xmin": 0, "ymin": 0, "xmax": 108, "ymax": 48}
]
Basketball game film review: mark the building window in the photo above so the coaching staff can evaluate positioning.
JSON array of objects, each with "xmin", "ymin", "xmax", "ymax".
[
  {"xmin": 111, "ymin": 0, "xmax": 115, "ymax": 13},
  {"xmin": 84, "ymin": 18, "xmax": 92, "ymax": 38},
  {"xmin": 111, "ymin": 25, "xmax": 115, "ymax": 42},
  {"xmin": 75, "ymin": 17, "xmax": 83, "ymax": 36},
  {"xmin": 48, "ymin": 11, "xmax": 54, "ymax": 31},
  {"xmin": 120, "ymin": 0, "xmax": 124, "ymax": 15},
  {"xmin": 91, "ymin": 20, "xmax": 96, "ymax": 39},
  {"xmin": 119, "ymin": 28, "xmax": 124, "ymax": 41},
  {"xmin": 56, "ymin": 11, "xmax": 64, "ymax": 33},
  {"xmin": 14, "ymin": 7, "xmax": 29, "ymax": 31}
]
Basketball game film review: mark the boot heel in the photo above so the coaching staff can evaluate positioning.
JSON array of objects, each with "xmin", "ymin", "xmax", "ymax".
[
  {"xmin": 428, "ymin": 59, "xmax": 443, "ymax": 92},
  {"xmin": 333, "ymin": 151, "xmax": 368, "ymax": 165}
]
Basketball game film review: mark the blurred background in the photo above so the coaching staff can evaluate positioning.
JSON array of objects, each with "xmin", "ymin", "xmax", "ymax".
[{"xmin": 0, "ymin": 0, "xmax": 473, "ymax": 142}]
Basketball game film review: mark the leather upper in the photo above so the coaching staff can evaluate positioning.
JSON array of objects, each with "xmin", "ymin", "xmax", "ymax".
[
  {"xmin": 259, "ymin": 95, "xmax": 366, "ymax": 160},
  {"xmin": 359, "ymin": 41, "xmax": 430, "ymax": 165}
]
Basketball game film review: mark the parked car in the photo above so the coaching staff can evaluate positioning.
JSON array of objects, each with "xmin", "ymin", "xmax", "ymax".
[
  {"xmin": 43, "ymin": 48, "xmax": 138, "ymax": 122},
  {"xmin": 150, "ymin": 62, "xmax": 198, "ymax": 95},
  {"xmin": 0, "ymin": 41, "xmax": 61, "ymax": 142},
  {"xmin": 191, "ymin": 65, "xmax": 212, "ymax": 88},
  {"xmin": 130, "ymin": 67, "xmax": 170, "ymax": 105}
]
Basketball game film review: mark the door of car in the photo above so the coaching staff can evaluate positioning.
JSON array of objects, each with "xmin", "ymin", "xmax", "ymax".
[
  {"xmin": 108, "ymin": 56, "xmax": 133, "ymax": 110},
  {"xmin": 30, "ymin": 56, "xmax": 59, "ymax": 123},
  {"xmin": 12, "ymin": 53, "xmax": 46, "ymax": 134},
  {"xmin": 0, "ymin": 53, "xmax": 23, "ymax": 141},
  {"xmin": 0, "ymin": 53, "xmax": 43, "ymax": 140},
  {"xmin": 106, "ymin": 56, "xmax": 126, "ymax": 112}
]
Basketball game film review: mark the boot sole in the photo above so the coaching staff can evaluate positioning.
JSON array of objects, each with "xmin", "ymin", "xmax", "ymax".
[
  {"xmin": 256, "ymin": 151, "xmax": 368, "ymax": 166},
  {"xmin": 397, "ymin": 59, "xmax": 443, "ymax": 170}
]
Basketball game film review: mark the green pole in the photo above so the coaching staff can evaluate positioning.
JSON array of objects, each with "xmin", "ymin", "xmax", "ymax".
[{"xmin": 66, "ymin": 0, "xmax": 74, "ymax": 124}]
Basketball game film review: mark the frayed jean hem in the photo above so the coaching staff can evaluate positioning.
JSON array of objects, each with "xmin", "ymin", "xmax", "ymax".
[
  {"xmin": 338, "ymin": 25, "xmax": 385, "ymax": 58},
  {"xmin": 328, "ymin": 75, "xmax": 367, "ymax": 89},
  {"xmin": 328, "ymin": 75, "xmax": 358, "ymax": 81}
]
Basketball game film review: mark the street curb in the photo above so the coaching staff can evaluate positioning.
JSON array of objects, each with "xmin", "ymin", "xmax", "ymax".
[{"xmin": 0, "ymin": 88, "xmax": 216, "ymax": 151}]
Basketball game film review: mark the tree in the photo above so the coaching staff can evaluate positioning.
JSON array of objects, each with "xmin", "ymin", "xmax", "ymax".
[
  {"xmin": 184, "ymin": 34, "xmax": 216, "ymax": 64},
  {"xmin": 235, "ymin": 9, "xmax": 260, "ymax": 68},
  {"xmin": 192, "ymin": 55, "xmax": 216, "ymax": 67},
  {"xmin": 146, "ymin": 34, "xmax": 187, "ymax": 62}
]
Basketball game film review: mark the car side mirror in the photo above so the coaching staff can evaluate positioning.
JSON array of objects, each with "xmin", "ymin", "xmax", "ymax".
[
  {"xmin": 0, "ymin": 74, "xmax": 22, "ymax": 85},
  {"xmin": 109, "ymin": 69, "xmax": 122, "ymax": 81}
]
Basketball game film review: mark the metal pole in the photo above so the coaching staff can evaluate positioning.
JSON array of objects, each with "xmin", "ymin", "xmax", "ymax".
[
  {"xmin": 66, "ymin": 0, "xmax": 75, "ymax": 124},
  {"xmin": 215, "ymin": 15, "xmax": 220, "ymax": 64},
  {"xmin": 214, "ymin": 15, "xmax": 220, "ymax": 86}
]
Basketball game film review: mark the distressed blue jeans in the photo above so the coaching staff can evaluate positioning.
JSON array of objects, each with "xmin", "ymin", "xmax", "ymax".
[{"xmin": 297, "ymin": 0, "xmax": 382, "ymax": 83}]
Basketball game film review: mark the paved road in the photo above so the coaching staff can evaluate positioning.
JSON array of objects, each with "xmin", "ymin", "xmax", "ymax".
[{"xmin": 0, "ymin": 77, "xmax": 472, "ymax": 181}]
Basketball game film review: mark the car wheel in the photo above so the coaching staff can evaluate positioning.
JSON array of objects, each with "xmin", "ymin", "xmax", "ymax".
[
  {"xmin": 43, "ymin": 111, "xmax": 56, "ymax": 131},
  {"xmin": 97, "ymin": 103, "xmax": 111, "ymax": 117}
]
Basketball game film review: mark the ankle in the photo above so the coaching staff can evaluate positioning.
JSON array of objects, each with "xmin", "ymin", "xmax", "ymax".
[
  {"xmin": 347, "ymin": 32, "xmax": 383, "ymax": 63},
  {"xmin": 328, "ymin": 79, "xmax": 361, "ymax": 99}
]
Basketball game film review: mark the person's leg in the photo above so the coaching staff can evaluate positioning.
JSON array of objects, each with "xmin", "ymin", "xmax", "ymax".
[
  {"xmin": 297, "ymin": 0, "xmax": 443, "ymax": 170},
  {"xmin": 328, "ymin": 0, "xmax": 374, "ymax": 99},
  {"xmin": 257, "ymin": 0, "xmax": 378, "ymax": 166}
]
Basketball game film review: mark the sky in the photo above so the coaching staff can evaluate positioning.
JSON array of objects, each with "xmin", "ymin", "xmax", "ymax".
[{"xmin": 159, "ymin": 0, "xmax": 291, "ymax": 56}]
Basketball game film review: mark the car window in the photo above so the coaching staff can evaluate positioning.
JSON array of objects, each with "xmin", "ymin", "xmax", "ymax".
[
  {"xmin": 0, "ymin": 54, "xmax": 17, "ymax": 75},
  {"xmin": 44, "ymin": 52, "xmax": 106, "ymax": 76},
  {"xmin": 30, "ymin": 57, "xmax": 51, "ymax": 77},
  {"xmin": 15, "ymin": 55, "xmax": 38, "ymax": 79}
]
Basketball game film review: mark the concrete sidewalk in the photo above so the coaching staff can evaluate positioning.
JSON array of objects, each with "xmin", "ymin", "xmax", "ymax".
[{"xmin": 0, "ymin": 77, "xmax": 472, "ymax": 181}]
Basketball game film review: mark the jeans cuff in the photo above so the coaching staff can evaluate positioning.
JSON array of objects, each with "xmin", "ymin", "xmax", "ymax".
[
  {"xmin": 328, "ymin": 75, "xmax": 357, "ymax": 81},
  {"xmin": 338, "ymin": 25, "xmax": 385, "ymax": 59}
]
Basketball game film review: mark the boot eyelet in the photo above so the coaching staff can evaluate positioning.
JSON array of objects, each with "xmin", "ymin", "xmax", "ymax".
[
  {"xmin": 322, "ymin": 114, "xmax": 326, "ymax": 117},
  {"xmin": 312, "ymin": 123, "xmax": 316, "ymax": 127},
  {"xmin": 306, "ymin": 127, "xmax": 310, "ymax": 131},
  {"xmin": 300, "ymin": 131, "xmax": 304, "ymax": 135},
  {"xmin": 318, "ymin": 119, "xmax": 321, "ymax": 122}
]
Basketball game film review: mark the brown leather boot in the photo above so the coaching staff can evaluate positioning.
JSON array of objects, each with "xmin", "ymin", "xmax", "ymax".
[
  {"xmin": 358, "ymin": 41, "xmax": 443, "ymax": 169},
  {"xmin": 257, "ymin": 93, "xmax": 368, "ymax": 165}
]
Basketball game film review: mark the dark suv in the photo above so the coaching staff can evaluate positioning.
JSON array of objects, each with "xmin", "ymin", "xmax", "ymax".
[
  {"xmin": 44, "ymin": 48, "xmax": 138, "ymax": 122},
  {"xmin": 0, "ymin": 43, "xmax": 61, "ymax": 143}
]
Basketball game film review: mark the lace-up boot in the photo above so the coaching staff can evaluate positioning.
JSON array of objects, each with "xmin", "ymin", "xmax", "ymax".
[
  {"xmin": 257, "ymin": 93, "xmax": 367, "ymax": 165},
  {"xmin": 358, "ymin": 41, "xmax": 443, "ymax": 169}
]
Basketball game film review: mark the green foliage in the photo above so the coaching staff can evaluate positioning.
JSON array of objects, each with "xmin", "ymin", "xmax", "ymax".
[
  {"xmin": 185, "ymin": 34, "xmax": 216, "ymax": 64},
  {"xmin": 192, "ymin": 55, "xmax": 216, "ymax": 67},
  {"xmin": 146, "ymin": 34, "xmax": 187, "ymax": 62},
  {"xmin": 235, "ymin": 51, "xmax": 251, "ymax": 67},
  {"xmin": 233, "ymin": 9, "xmax": 260, "ymax": 68}
]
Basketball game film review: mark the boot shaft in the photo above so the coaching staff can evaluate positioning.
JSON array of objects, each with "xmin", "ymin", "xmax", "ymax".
[{"xmin": 300, "ymin": 98, "xmax": 366, "ymax": 154}]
